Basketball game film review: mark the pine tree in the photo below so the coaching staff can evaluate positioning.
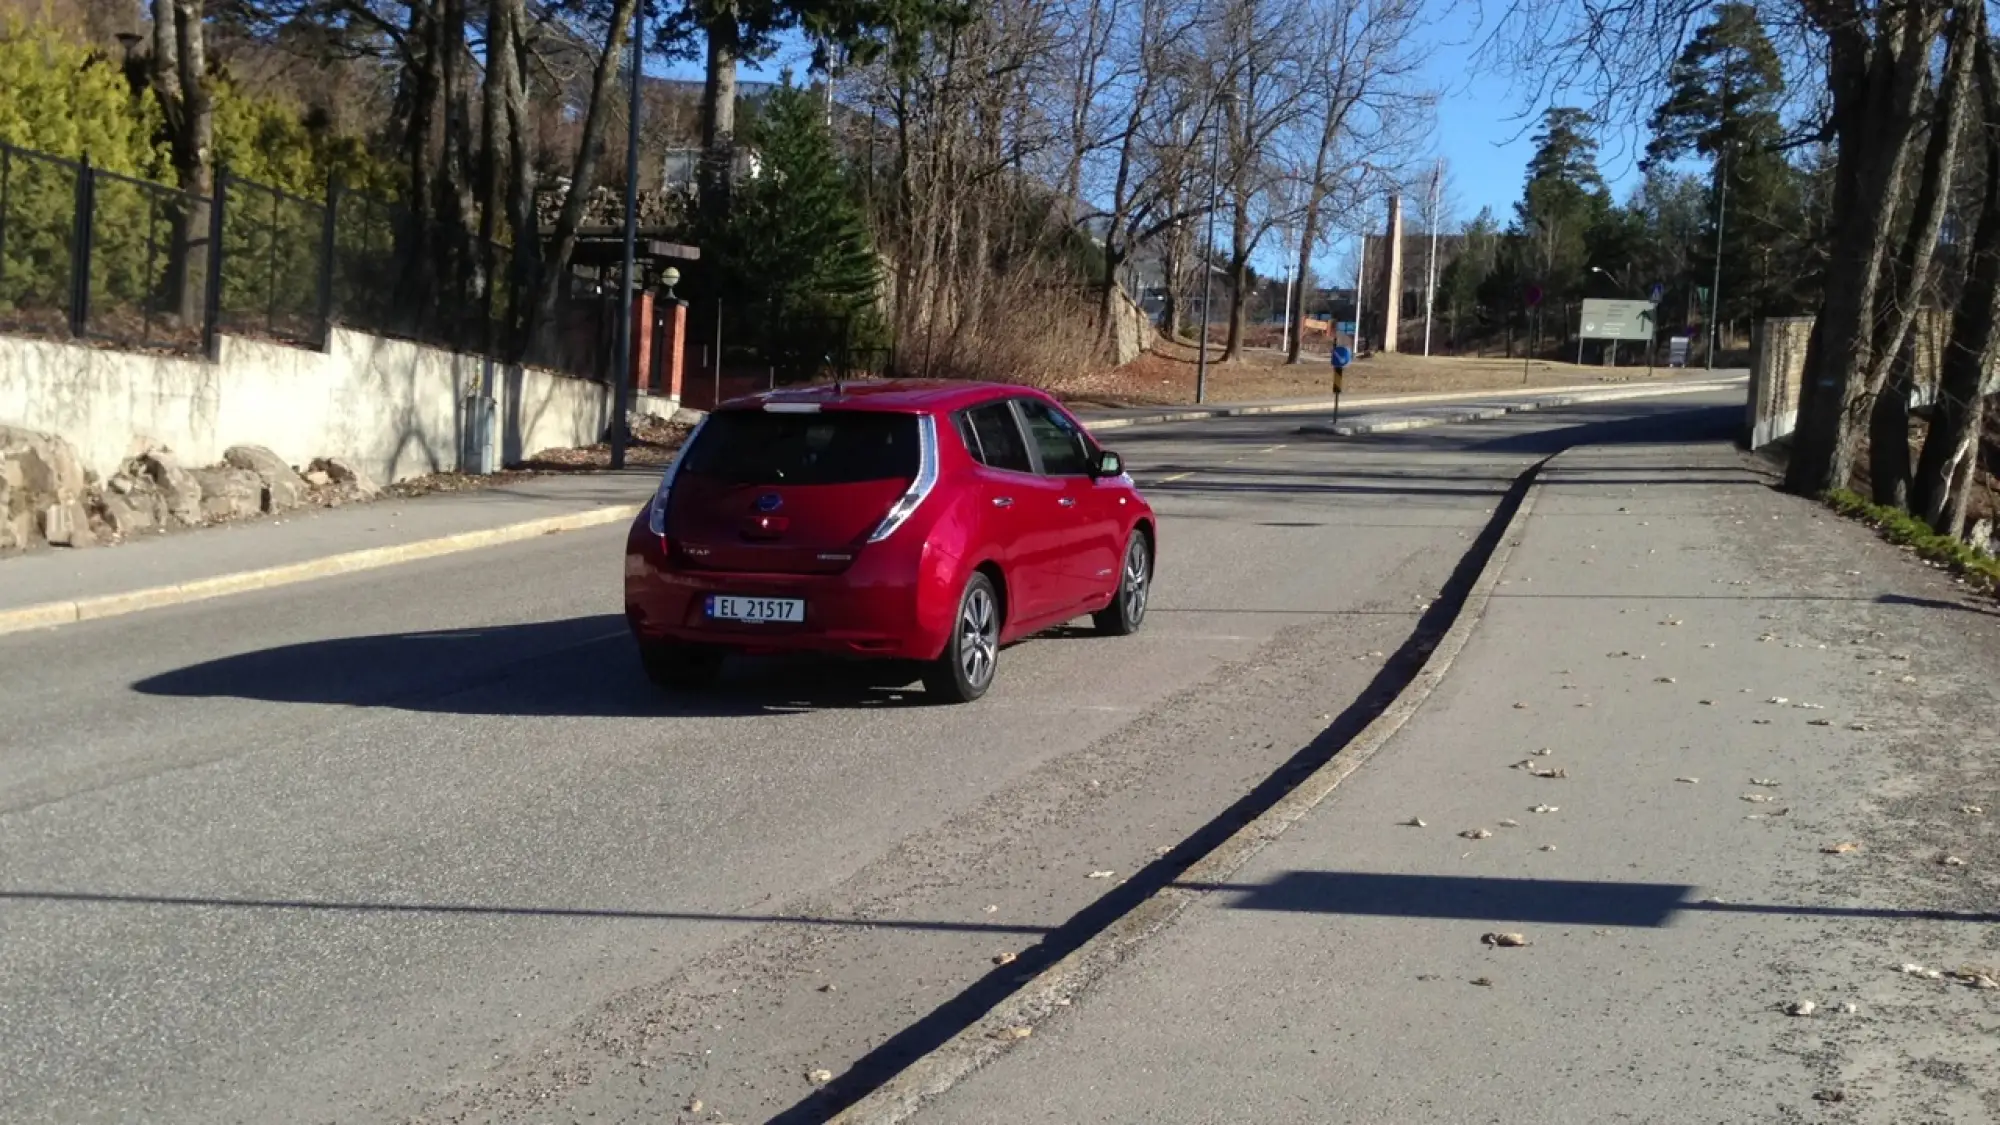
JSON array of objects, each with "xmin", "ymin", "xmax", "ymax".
[{"xmin": 1644, "ymin": 3, "xmax": 1809, "ymax": 320}]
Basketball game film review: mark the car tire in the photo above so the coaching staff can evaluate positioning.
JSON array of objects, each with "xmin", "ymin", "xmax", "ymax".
[
  {"xmin": 923, "ymin": 571, "xmax": 1001, "ymax": 703},
  {"xmin": 639, "ymin": 641, "xmax": 724, "ymax": 690},
  {"xmin": 1093, "ymin": 531, "xmax": 1151, "ymax": 637}
]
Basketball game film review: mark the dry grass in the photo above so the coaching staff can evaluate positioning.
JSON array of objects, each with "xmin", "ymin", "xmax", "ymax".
[
  {"xmin": 899, "ymin": 284, "xmax": 1114, "ymax": 388},
  {"xmin": 1053, "ymin": 340, "xmax": 1695, "ymax": 408}
]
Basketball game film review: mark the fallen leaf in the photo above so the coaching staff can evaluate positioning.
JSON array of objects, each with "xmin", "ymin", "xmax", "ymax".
[
  {"xmin": 1813, "ymin": 1090, "xmax": 1846, "ymax": 1104},
  {"xmin": 1459, "ymin": 828, "xmax": 1493, "ymax": 840},
  {"xmin": 1655, "ymin": 676, "xmax": 1677, "ymax": 684},
  {"xmin": 1898, "ymin": 963, "xmax": 1945, "ymax": 980},
  {"xmin": 1512, "ymin": 702, "xmax": 1528, "ymax": 710},
  {"xmin": 1539, "ymin": 844, "xmax": 1558, "ymax": 852},
  {"xmin": 1470, "ymin": 976, "xmax": 1494, "ymax": 986},
  {"xmin": 1767, "ymin": 697, "xmax": 1789, "ymax": 704},
  {"xmin": 1676, "ymin": 776, "xmax": 1700, "ymax": 784},
  {"xmin": 1750, "ymin": 778, "xmax": 1781, "ymax": 787},
  {"xmin": 1533, "ymin": 747, "xmax": 1553, "ymax": 756},
  {"xmin": 1785, "ymin": 1000, "xmax": 1817, "ymax": 1017},
  {"xmin": 1661, "ymin": 619, "xmax": 1683, "ymax": 626},
  {"xmin": 1702, "ymin": 643, "xmax": 1717, "ymax": 649},
  {"xmin": 1497, "ymin": 818, "xmax": 1521, "ymax": 828},
  {"xmin": 1531, "ymin": 804, "xmax": 1559, "ymax": 814},
  {"xmin": 1900, "ymin": 674, "xmax": 1918, "ymax": 683},
  {"xmin": 1742, "ymin": 794, "xmax": 1775, "ymax": 803},
  {"xmin": 1821, "ymin": 842, "xmax": 1861, "ymax": 854},
  {"xmin": 1938, "ymin": 855, "xmax": 1966, "ymax": 867},
  {"xmin": 1087, "ymin": 870, "xmax": 1115, "ymax": 879},
  {"xmin": 1699, "ymin": 699, "xmax": 1715, "ymax": 705},
  {"xmin": 1848, "ymin": 723, "xmax": 1872, "ymax": 731},
  {"xmin": 1839, "ymin": 1002, "xmax": 1857, "ymax": 1014},
  {"xmin": 1961, "ymin": 805, "xmax": 1984, "ymax": 816},
  {"xmin": 991, "ymin": 1026, "xmax": 1032, "ymax": 1041},
  {"xmin": 1795, "ymin": 701, "xmax": 1825, "ymax": 709},
  {"xmin": 1531, "ymin": 767, "xmax": 1569, "ymax": 779},
  {"xmin": 1607, "ymin": 651, "xmax": 1631, "ymax": 658},
  {"xmin": 993, "ymin": 952, "xmax": 1018, "ymax": 966},
  {"xmin": 1401, "ymin": 816, "xmax": 1427, "ymax": 827},
  {"xmin": 1481, "ymin": 932, "xmax": 1529, "ymax": 947},
  {"xmin": 688, "ymin": 1098, "xmax": 704, "ymax": 1114},
  {"xmin": 984, "ymin": 904, "xmax": 999, "ymax": 912},
  {"xmin": 807, "ymin": 1069, "xmax": 834, "ymax": 1084},
  {"xmin": 1808, "ymin": 718, "xmax": 1833, "ymax": 727},
  {"xmin": 1752, "ymin": 719, "xmax": 1773, "ymax": 725}
]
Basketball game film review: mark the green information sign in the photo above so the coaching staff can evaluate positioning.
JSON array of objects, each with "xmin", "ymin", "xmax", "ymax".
[{"xmin": 1579, "ymin": 298, "xmax": 1657, "ymax": 342}]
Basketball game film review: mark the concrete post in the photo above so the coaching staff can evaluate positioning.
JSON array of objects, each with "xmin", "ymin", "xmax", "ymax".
[
  {"xmin": 628, "ymin": 289, "xmax": 655, "ymax": 392},
  {"xmin": 1382, "ymin": 195, "xmax": 1404, "ymax": 354}
]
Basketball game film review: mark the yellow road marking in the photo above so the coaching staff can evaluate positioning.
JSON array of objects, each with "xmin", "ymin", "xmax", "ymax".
[{"xmin": 1158, "ymin": 471, "xmax": 1195, "ymax": 482}]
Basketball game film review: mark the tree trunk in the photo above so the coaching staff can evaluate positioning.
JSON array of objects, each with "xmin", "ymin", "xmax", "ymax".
[
  {"xmin": 529, "ymin": 0, "xmax": 642, "ymax": 352},
  {"xmin": 151, "ymin": 0, "xmax": 213, "ymax": 326},
  {"xmin": 499, "ymin": 0, "xmax": 539, "ymax": 356},
  {"xmin": 1868, "ymin": 334, "xmax": 1914, "ymax": 507},
  {"xmin": 1916, "ymin": 31, "xmax": 2000, "ymax": 532},
  {"xmin": 1786, "ymin": 5, "xmax": 1953, "ymax": 494},
  {"xmin": 700, "ymin": 5, "xmax": 741, "ymax": 224}
]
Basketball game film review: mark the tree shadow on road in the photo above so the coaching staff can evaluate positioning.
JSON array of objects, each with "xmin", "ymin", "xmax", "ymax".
[{"xmin": 130, "ymin": 616, "xmax": 954, "ymax": 717}]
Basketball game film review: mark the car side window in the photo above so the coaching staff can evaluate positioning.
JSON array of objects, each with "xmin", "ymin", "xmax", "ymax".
[
  {"xmin": 964, "ymin": 403, "xmax": 1034, "ymax": 473},
  {"xmin": 1018, "ymin": 401, "xmax": 1091, "ymax": 476}
]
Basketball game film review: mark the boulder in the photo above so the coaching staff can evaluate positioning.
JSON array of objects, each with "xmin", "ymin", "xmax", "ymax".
[
  {"xmin": 41, "ymin": 500, "xmax": 94, "ymax": 547},
  {"xmin": 100, "ymin": 491, "xmax": 163, "ymax": 537},
  {"xmin": 135, "ymin": 449, "xmax": 203, "ymax": 525},
  {"xmin": 303, "ymin": 469, "xmax": 333, "ymax": 488},
  {"xmin": 1, "ymin": 425, "xmax": 93, "ymax": 549},
  {"xmin": 309, "ymin": 456, "xmax": 379, "ymax": 498},
  {"xmin": 224, "ymin": 444, "xmax": 310, "ymax": 511},
  {"xmin": 191, "ymin": 466, "xmax": 266, "ymax": 522},
  {"xmin": 1970, "ymin": 518, "xmax": 1994, "ymax": 558}
]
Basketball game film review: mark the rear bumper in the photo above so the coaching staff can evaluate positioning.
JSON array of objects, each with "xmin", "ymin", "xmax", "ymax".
[{"xmin": 623, "ymin": 515, "xmax": 954, "ymax": 660}]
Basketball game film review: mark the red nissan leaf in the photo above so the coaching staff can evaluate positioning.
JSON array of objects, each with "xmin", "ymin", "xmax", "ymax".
[{"xmin": 624, "ymin": 381, "xmax": 1157, "ymax": 702}]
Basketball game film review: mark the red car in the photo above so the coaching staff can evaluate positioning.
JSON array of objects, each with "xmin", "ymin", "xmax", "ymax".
[{"xmin": 624, "ymin": 380, "xmax": 1156, "ymax": 702}]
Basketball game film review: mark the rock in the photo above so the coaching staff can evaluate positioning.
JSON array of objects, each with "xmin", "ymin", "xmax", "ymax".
[
  {"xmin": 224, "ymin": 445, "xmax": 310, "ymax": 511},
  {"xmin": 1, "ymin": 425, "xmax": 93, "ymax": 549},
  {"xmin": 309, "ymin": 457, "xmax": 379, "ymax": 497},
  {"xmin": 40, "ymin": 500, "xmax": 95, "ymax": 547},
  {"xmin": 99, "ymin": 492, "xmax": 162, "ymax": 537},
  {"xmin": 135, "ymin": 449, "xmax": 203, "ymax": 524},
  {"xmin": 303, "ymin": 469, "xmax": 333, "ymax": 488},
  {"xmin": 1969, "ymin": 517, "xmax": 1993, "ymax": 556},
  {"xmin": 191, "ymin": 467, "xmax": 266, "ymax": 521}
]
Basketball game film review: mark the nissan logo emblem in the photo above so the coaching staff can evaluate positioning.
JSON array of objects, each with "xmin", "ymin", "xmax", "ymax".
[{"xmin": 755, "ymin": 493, "xmax": 784, "ymax": 513}]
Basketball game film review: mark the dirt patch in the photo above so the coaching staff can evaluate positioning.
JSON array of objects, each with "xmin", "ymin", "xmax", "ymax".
[{"xmin": 1049, "ymin": 340, "xmax": 1694, "ymax": 407}]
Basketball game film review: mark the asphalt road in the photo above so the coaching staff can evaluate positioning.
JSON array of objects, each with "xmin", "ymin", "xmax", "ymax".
[{"xmin": 0, "ymin": 392, "xmax": 1740, "ymax": 1125}]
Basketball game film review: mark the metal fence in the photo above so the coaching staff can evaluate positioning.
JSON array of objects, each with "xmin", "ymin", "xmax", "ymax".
[{"xmin": 0, "ymin": 138, "xmax": 606, "ymax": 375}]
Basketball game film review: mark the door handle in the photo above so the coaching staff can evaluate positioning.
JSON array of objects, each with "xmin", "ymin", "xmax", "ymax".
[
  {"xmin": 1058, "ymin": 497, "xmax": 1078, "ymax": 507},
  {"xmin": 993, "ymin": 496, "xmax": 1014, "ymax": 508}
]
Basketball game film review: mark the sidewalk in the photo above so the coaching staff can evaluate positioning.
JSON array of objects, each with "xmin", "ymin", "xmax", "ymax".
[
  {"xmin": 1072, "ymin": 368, "xmax": 1746, "ymax": 431},
  {"xmin": 0, "ymin": 470, "xmax": 655, "ymax": 630},
  {"xmin": 904, "ymin": 440, "xmax": 2000, "ymax": 1122}
]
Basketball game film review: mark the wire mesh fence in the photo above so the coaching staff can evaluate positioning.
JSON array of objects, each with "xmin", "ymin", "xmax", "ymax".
[
  {"xmin": 218, "ymin": 173, "xmax": 327, "ymax": 349},
  {"xmin": 78, "ymin": 165, "xmax": 208, "ymax": 353}
]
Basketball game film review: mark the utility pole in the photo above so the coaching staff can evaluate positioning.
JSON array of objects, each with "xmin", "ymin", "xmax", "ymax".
[
  {"xmin": 610, "ymin": 3, "xmax": 644, "ymax": 469},
  {"xmin": 1709, "ymin": 149, "xmax": 1727, "ymax": 371},
  {"xmin": 1423, "ymin": 159, "xmax": 1441, "ymax": 357}
]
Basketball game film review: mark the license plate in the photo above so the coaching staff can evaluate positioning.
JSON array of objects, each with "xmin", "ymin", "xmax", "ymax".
[{"xmin": 705, "ymin": 595, "xmax": 805, "ymax": 624}]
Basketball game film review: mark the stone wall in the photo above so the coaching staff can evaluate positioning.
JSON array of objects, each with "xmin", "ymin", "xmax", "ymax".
[
  {"xmin": 0, "ymin": 326, "xmax": 666, "ymax": 486},
  {"xmin": 1747, "ymin": 313, "xmax": 1952, "ymax": 448}
]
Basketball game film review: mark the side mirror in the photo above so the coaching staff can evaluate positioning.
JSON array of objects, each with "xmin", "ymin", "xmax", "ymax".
[{"xmin": 1092, "ymin": 450, "xmax": 1124, "ymax": 479}]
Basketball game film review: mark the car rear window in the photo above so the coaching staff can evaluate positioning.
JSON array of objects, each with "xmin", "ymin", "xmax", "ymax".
[{"xmin": 681, "ymin": 410, "xmax": 919, "ymax": 485}]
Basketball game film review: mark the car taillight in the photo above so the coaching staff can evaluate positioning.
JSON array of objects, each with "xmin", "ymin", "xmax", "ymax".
[
  {"xmin": 867, "ymin": 414, "xmax": 939, "ymax": 543},
  {"xmin": 648, "ymin": 416, "xmax": 707, "ymax": 537}
]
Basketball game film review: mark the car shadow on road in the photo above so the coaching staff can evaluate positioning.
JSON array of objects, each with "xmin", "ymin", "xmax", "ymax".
[{"xmin": 130, "ymin": 616, "xmax": 957, "ymax": 717}]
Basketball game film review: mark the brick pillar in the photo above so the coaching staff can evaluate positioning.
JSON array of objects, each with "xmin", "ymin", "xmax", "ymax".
[
  {"xmin": 663, "ymin": 299, "xmax": 687, "ymax": 402},
  {"xmin": 628, "ymin": 289, "xmax": 656, "ymax": 392}
]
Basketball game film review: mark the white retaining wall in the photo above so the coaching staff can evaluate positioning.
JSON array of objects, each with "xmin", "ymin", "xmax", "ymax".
[{"xmin": 0, "ymin": 327, "xmax": 668, "ymax": 485}]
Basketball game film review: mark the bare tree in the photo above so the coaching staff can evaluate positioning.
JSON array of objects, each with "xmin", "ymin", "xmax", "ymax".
[{"xmin": 150, "ymin": 0, "xmax": 216, "ymax": 324}]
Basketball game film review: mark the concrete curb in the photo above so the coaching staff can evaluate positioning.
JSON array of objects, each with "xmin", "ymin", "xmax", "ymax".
[
  {"xmin": 0, "ymin": 504, "xmax": 637, "ymax": 638},
  {"xmin": 1295, "ymin": 380, "xmax": 1739, "ymax": 437},
  {"xmin": 1081, "ymin": 375, "xmax": 1745, "ymax": 433},
  {"xmin": 825, "ymin": 456, "xmax": 1552, "ymax": 1125}
]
